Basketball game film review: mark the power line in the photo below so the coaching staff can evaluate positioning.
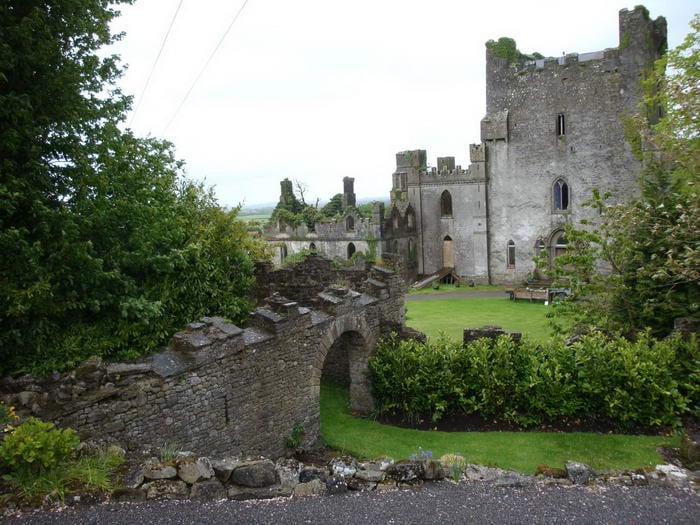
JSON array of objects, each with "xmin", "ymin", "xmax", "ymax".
[
  {"xmin": 128, "ymin": 0, "xmax": 185, "ymax": 127},
  {"xmin": 164, "ymin": 0, "xmax": 250, "ymax": 131}
]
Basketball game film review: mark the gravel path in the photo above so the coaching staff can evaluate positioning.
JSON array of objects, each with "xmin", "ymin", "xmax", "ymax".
[{"xmin": 5, "ymin": 482, "xmax": 699, "ymax": 525}]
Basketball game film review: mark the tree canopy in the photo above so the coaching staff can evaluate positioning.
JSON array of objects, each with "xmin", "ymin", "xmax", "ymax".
[
  {"xmin": 545, "ymin": 15, "xmax": 700, "ymax": 337},
  {"xmin": 0, "ymin": 1, "xmax": 267, "ymax": 375}
]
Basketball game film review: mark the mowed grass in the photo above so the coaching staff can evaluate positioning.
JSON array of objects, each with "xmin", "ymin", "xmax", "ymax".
[
  {"xmin": 407, "ymin": 283, "xmax": 503, "ymax": 295},
  {"xmin": 406, "ymin": 296, "xmax": 551, "ymax": 342},
  {"xmin": 320, "ymin": 382, "xmax": 677, "ymax": 473}
]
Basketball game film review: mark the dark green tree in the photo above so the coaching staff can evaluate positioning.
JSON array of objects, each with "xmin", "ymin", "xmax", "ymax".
[{"xmin": 0, "ymin": 1, "xmax": 265, "ymax": 375}]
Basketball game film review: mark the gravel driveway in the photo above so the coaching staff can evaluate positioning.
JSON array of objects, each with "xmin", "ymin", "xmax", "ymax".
[{"xmin": 5, "ymin": 481, "xmax": 699, "ymax": 525}]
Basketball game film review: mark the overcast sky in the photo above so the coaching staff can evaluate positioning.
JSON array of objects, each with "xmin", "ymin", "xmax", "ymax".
[{"xmin": 108, "ymin": 1, "xmax": 697, "ymax": 208}]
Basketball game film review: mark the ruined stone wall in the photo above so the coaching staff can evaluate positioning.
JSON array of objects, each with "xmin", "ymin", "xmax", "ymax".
[
  {"xmin": 1, "ymin": 260, "xmax": 406, "ymax": 459},
  {"xmin": 483, "ymin": 6, "xmax": 666, "ymax": 284}
]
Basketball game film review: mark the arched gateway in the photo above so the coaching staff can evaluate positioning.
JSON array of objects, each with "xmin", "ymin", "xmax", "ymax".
[{"xmin": 9, "ymin": 256, "xmax": 408, "ymax": 460}]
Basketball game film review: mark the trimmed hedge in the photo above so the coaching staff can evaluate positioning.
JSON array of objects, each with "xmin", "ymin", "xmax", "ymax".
[{"xmin": 368, "ymin": 331, "xmax": 698, "ymax": 428}]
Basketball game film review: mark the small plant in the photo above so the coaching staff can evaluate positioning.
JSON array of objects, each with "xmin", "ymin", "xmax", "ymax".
[
  {"xmin": 159, "ymin": 443, "xmax": 180, "ymax": 463},
  {"xmin": 409, "ymin": 446, "xmax": 433, "ymax": 460},
  {"xmin": 439, "ymin": 453, "xmax": 467, "ymax": 481},
  {"xmin": 0, "ymin": 401, "xmax": 19, "ymax": 431},
  {"xmin": 0, "ymin": 418, "xmax": 79, "ymax": 475},
  {"xmin": 286, "ymin": 422, "xmax": 305, "ymax": 449}
]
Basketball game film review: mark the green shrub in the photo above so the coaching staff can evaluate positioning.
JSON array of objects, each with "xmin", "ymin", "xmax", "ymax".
[
  {"xmin": 0, "ymin": 418, "xmax": 79, "ymax": 474},
  {"xmin": 369, "ymin": 331, "xmax": 697, "ymax": 428}
]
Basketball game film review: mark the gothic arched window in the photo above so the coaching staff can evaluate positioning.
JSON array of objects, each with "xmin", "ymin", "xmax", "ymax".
[
  {"xmin": 347, "ymin": 242, "xmax": 356, "ymax": 259},
  {"xmin": 441, "ymin": 190, "xmax": 453, "ymax": 217},
  {"xmin": 553, "ymin": 179, "xmax": 569, "ymax": 211}
]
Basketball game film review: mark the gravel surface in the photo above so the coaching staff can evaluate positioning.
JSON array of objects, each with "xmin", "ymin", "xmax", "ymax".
[{"xmin": 4, "ymin": 481, "xmax": 699, "ymax": 525}]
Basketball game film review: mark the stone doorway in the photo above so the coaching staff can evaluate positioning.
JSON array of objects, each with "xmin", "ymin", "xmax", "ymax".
[
  {"xmin": 320, "ymin": 329, "xmax": 373, "ymax": 414},
  {"xmin": 443, "ymin": 235, "xmax": 454, "ymax": 268}
]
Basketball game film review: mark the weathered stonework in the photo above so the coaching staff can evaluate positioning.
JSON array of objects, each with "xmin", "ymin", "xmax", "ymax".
[
  {"xmin": 265, "ymin": 7, "xmax": 667, "ymax": 287},
  {"xmin": 0, "ymin": 258, "xmax": 407, "ymax": 459}
]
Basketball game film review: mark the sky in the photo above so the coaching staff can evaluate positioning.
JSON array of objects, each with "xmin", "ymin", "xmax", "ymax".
[{"xmin": 108, "ymin": 1, "xmax": 697, "ymax": 208}]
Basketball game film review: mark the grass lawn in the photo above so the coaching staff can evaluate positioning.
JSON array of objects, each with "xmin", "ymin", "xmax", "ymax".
[
  {"xmin": 406, "ymin": 296, "xmax": 551, "ymax": 342},
  {"xmin": 407, "ymin": 283, "xmax": 503, "ymax": 295},
  {"xmin": 320, "ymin": 382, "xmax": 677, "ymax": 473}
]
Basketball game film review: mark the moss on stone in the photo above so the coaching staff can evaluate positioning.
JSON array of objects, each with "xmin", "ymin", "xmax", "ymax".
[{"xmin": 486, "ymin": 37, "xmax": 520, "ymax": 63}]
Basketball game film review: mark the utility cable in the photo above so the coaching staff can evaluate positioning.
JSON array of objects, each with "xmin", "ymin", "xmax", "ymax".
[
  {"xmin": 128, "ymin": 0, "xmax": 185, "ymax": 127},
  {"xmin": 164, "ymin": 0, "xmax": 250, "ymax": 131}
]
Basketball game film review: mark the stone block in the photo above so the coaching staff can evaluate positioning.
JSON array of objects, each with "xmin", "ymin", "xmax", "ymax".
[
  {"xmin": 231, "ymin": 460, "xmax": 277, "ymax": 488},
  {"xmin": 190, "ymin": 480, "xmax": 226, "ymax": 501},
  {"xmin": 178, "ymin": 457, "xmax": 215, "ymax": 484},
  {"xmin": 292, "ymin": 478, "xmax": 326, "ymax": 498},
  {"xmin": 566, "ymin": 461, "xmax": 596, "ymax": 485},
  {"xmin": 143, "ymin": 460, "xmax": 177, "ymax": 480},
  {"xmin": 142, "ymin": 479, "xmax": 189, "ymax": 500}
]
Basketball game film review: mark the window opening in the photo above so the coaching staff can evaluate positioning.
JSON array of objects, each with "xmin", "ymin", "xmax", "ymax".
[
  {"xmin": 347, "ymin": 242, "xmax": 356, "ymax": 259},
  {"xmin": 556, "ymin": 113, "xmax": 566, "ymax": 136},
  {"xmin": 553, "ymin": 179, "xmax": 569, "ymax": 211},
  {"xmin": 441, "ymin": 190, "xmax": 453, "ymax": 217},
  {"xmin": 309, "ymin": 242, "xmax": 316, "ymax": 251},
  {"xmin": 346, "ymin": 215, "xmax": 354, "ymax": 231},
  {"xmin": 507, "ymin": 240, "xmax": 516, "ymax": 269}
]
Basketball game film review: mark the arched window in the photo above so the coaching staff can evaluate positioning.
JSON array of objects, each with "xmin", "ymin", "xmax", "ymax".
[
  {"xmin": 345, "ymin": 215, "xmax": 354, "ymax": 231},
  {"xmin": 549, "ymin": 230, "xmax": 568, "ymax": 260},
  {"xmin": 406, "ymin": 210, "xmax": 415, "ymax": 230},
  {"xmin": 281, "ymin": 244, "xmax": 288, "ymax": 263},
  {"xmin": 553, "ymin": 179, "xmax": 569, "ymax": 211},
  {"xmin": 347, "ymin": 242, "xmax": 356, "ymax": 259},
  {"xmin": 440, "ymin": 190, "xmax": 453, "ymax": 218},
  {"xmin": 507, "ymin": 240, "xmax": 516, "ymax": 269},
  {"xmin": 392, "ymin": 212, "xmax": 400, "ymax": 231},
  {"xmin": 309, "ymin": 242, "xmax": 317, "ymax": 251},
  {"xmin": 536, "ymin": 239, "xmax": 546, "ymax": 254}
]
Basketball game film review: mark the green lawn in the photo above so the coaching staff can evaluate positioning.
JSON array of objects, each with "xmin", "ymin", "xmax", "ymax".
[
  {"xmin": 406, "ymin": 296, "xmax": 551, "ymax": 342},
  {"xmin": 320, "ymin": 382, "xmax": 676, "ymax": 473},
  {"xmin": 407, "ymin": 283, "xmax": 503, "ymax": 295}
]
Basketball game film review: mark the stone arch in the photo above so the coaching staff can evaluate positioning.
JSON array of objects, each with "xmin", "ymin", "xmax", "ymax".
[{"xmin": 310, "ymin": 313, "xmax": 377, "ymax": 415}]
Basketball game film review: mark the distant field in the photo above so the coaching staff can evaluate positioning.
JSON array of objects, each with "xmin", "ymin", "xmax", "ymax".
[{"xmin": 239, "ymin": 214, "xmax": 270, "ymax": 223}]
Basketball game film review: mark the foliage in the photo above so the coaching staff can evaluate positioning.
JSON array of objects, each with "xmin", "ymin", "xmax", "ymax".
[
  {"xmin": 0, "ymin": 418, "xmax": 79, "ymax": 475},
  {"xmin": 486, "ymin": 37, "xmax": 521, "ymax": 63},
  {"xmin": 2, "ymin": 439, "xmax": 124, "ymax": 503},
  {"xmin": 285, "ymin": 423, "xmax": 305, "ymax": 449},
  {"xmin": 368, "ymin": 332, "xmax": 697, "ymax": 428},
  {"xmin": 0, "ymin": 1, "xmax": 266, "ymax": 375},
  {"xmin": 320, "ymin": 381, "xmax": 677, "ymax": 472},
  {"xmin": 543, "ymin": 17, "xmax": 700, "ymax": 337},
  {"xmin": 159, "ymin": 443, "xmax": 180, "ymax": 463},
  {"xmin": 0, "ymin": 402, "xmax": 18, "ymax": 428}
]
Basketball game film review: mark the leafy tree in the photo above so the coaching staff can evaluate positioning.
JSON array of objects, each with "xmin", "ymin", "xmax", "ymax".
[
  {"xmin": 0, "ymin": 1, "xmax": 266, "ymax": 375},
  {"xmin": 546, "ymin": 16, "xmax": 700, "ymax": 337}
]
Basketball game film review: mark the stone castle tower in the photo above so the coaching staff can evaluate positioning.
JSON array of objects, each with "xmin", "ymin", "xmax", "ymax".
[
  {"xmin": 267, "ymin": 6, "xmax": 667, "ymax": 286},
  {"xmin": 390, "ymin": 5, "xmax": 666, "ymax": 284}
]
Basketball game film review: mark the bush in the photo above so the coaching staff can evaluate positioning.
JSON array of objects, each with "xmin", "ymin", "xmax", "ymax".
[
  {"xmin": 0, "ymin": 418, "xmax": 79, "ymax": 474},
  {"xmin": 369, "ymin": 332, "xmax": 697, "ymax": 428}
]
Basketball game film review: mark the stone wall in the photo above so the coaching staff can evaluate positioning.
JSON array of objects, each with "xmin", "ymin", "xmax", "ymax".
[
  {"xmin": 483, "ymin": 6, "xmax": 666, "ymax": 284},
  {"xmin": 1, "ymin": 258, "xmax": 407, "ymax": 460}
]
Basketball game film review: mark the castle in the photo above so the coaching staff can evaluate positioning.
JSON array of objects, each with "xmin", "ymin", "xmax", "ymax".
[{"xmin": 265, "ymin": 6, "xmax": 667, "ymax": 285}]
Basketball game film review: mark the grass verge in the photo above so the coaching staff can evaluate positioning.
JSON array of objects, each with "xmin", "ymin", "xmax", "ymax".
[
  {"xmin": 406, "ymin": 297, "xmax": 551, "ymax": 342},
  {"xmin": 320, "ymin": 381, "xmax": 677, "ymax": 473},
  {"xmin": 407, "ymin": 283, "xmax": 503, "ymax": 295}
]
